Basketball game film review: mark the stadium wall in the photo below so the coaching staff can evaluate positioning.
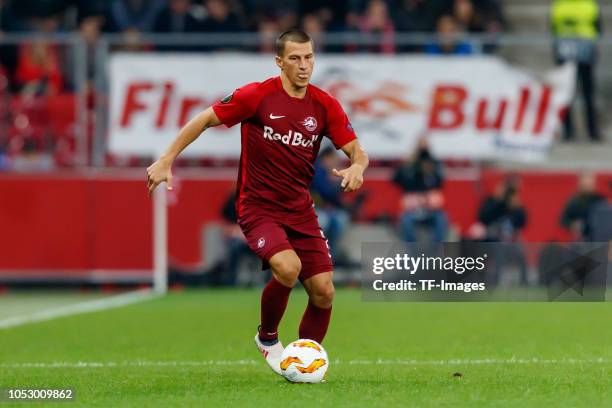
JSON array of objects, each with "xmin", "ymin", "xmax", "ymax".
[{"xmin": 0, "ymin": 170, "xmax": 610, "ymax": 278}]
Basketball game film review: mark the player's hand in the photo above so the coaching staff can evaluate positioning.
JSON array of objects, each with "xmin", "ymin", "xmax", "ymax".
[
  {"xmin": 146, "ymin": 157, "xmax": 173, "ymax": 196},
  {"xmin": 332, "ymin": 164, "xmax": 364, "ymax": 192}
]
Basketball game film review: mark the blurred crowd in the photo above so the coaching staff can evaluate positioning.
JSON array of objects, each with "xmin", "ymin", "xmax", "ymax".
[
  {"xmin": 0, "ymin": 0, "xmax": 507, "ymax": 87},
  {"xmin": 0, "ymin": 0, "xmax": 606, "ymax": 169},
  {"xmin": 0, "ymin": 0, "xmax": 505, "ymax": 169},
  {"xmin": 0, "ymin": 0, "xmax": 505, "ymax": 40}
]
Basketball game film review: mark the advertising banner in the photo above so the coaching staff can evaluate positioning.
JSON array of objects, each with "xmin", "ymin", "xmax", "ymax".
[{"xmin": 109, "ymin": 53, "xmax": 574, "ymax": 160}]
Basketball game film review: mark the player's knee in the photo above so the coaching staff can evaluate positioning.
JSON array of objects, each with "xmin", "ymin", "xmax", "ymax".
[
  {"xmin": 311, "ymin": 282, "xmax": 335, "ymax": 308},
  {"xmin": 270, "ymin": 256, "xmax": 301, "ymax": 286}
]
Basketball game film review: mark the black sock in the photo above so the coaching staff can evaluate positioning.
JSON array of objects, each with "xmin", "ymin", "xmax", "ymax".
[
  {"xmin": 257, "ymin": 325, "xmax": 279, "ymax": 346},
  {"xmin": 259, "ymin": 337, "xmax": 279, "ymax": 346}
]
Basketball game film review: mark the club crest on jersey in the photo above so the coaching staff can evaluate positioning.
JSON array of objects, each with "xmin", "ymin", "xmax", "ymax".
[
  {"xmin": 257, "ymin": 237, "xmax": 265, "ymax": 248},
  {"xmin": 301, "ymin": 116, "xmax": 318, "ymax": 132}
]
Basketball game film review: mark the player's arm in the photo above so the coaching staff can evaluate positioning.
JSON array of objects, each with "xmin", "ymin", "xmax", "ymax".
[
  {"xmin": 147, "ymin": 107, "xmax": 221, "ymax": 195},
  {"xmin": 333, "ymin": 139, "xmax": 369, "ymax": 193}
]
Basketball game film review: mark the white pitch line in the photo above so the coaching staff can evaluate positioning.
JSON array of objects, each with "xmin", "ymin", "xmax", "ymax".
[
  {"xmin": 1, "ymin": 358, "xmax": 610, "ymax": 369},
  {"xmin": 0, "ymin": 289, "xmax": 160, "ymax": 330}
]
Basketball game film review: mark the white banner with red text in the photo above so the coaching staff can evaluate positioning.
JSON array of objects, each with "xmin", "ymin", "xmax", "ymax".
[{"xmin": 109, "ymin": 53, "xmax": 575, "ymax": 160}]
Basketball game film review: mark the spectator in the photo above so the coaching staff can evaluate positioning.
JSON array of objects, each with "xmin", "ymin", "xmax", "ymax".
[
  {"xmin": 109, "ymin": 0, "xmax": 164, "ymax": 33},
  {"xmin": 242, "ymin": 0, "xmax": 293, "ymax": 32},
  {"xmin": 73, "ymin": 1, "xmax": 112, "ymax": 99},
  {"xmin": 424, "ymin": 15, "xmax": 475, "ymax": 55},
  {"xmin": 471, "ymin": 0, "xmax": 505, "ymax": 33},
  {"xmin": 476, "ymin": 176, "xmax": 528, "ymax": 285},
  {"xmin": 79, "ymin": 12, "xmax": 107, "ymax": 80},
  {"xmin": 560, "ymin": 172, "xmax": 605, "ymax": 242},
  {"xmin": 301, "ymin": 13, "xmax": 326, "ymax": 52},
  {"xmin": 311, "ymin": 146, "xmax": 351, "ymax": 262},
  {"xmin": 357, "ymin": 0, "xmax": 395, "ymax": 53},
  {"xmin": 257, "ymin": 18, "xmax": 279, "ymax": 53},
  {"xmin": 15, "ymin": 39, "xmax": 64, "ymax": 95},
  {"xmin": 395, "ymin": 0, "xmax": 453, "ymax": 33},
  {"xmin": 477, "ymin": 177, "xmax": 527, "ymax": 242},
  {"xmin": 459, "ymin": 0, "xmax": 505, "ymax": 52},
  {"xmin": 200, "ymin": 0, "xmax": 242, "ymax": 32},
  {"xmin": 394, "ymin": 0, "xmax": 453, "ymax": 33},
  {"xmin": 153, "ymin": 0, "xmax": 203, "ymax": 33},
  {"xmin": 220, "ymin": 190, "xmax": 254, "ymax": 286},
  {"xmin": 277, "ymin": 13, "xmax": 298, "ymax": 33},
  {"xmin": 454, "ymin": 0, "xmax": 481, "ymax": 32},
  {"xmin": 551, "ymin": 0, "xmax": 602, "ymax": 142},
  {"xmin": 343, "ymin": 5, "xmax": 360, "ymax": 34},
  {"xmin": 393, "ymin": 138, "xmax": 448, "ymax": 244},
  {"xmin": 299, "ymin": 0, "xmax": 346, "ymax": 31}
]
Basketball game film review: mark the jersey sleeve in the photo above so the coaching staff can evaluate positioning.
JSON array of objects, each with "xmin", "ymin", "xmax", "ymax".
[
  {"xmin": 324, "ymin": 95, "xmax": 357, "ymax": 149},
  {"xmin": 212, "ymin": 82, "xmax": 261, "ymax": 128}
]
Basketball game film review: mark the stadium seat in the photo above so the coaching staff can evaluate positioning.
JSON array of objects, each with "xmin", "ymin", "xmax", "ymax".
[{"xmin": 6, "ymin": 93, "xmax": 79, "ymax": 163}]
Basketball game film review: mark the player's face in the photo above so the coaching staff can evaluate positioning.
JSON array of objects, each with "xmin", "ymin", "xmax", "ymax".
[{"xmin": 276, "ymin": 41, "xmax": 314, "ymax": 88}]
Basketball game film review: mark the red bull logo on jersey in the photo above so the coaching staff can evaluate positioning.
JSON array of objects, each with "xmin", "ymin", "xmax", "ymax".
[{"xmin": 263, "ymin": 126, "xmax": 319, "ymax": 148}]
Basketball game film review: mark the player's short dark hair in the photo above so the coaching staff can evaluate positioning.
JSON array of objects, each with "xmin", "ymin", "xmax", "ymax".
[{"xmin": 275, "ymin": 29, "xmax": 313, "ymax": 56}]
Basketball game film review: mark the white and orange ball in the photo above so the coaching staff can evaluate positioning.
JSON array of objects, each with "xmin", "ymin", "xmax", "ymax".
[{"xmin": 279, "ymin": 339, "xmax": 329, "ymax": 383}]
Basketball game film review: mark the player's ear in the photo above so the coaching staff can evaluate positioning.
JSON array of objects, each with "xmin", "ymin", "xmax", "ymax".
[{"xmin": 275, "ymin": 55, "xmax": 283, "ymax": 70}]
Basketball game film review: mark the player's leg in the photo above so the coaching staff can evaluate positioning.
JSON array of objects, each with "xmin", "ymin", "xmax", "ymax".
[
  {"xmin": 239, "ymin": 214, "xmax": 296, "ymax": 375},
  {"xmin": 259, "ymin": 249, "xmax": 301, "ymax": 343},
  {"xmin": 286, "ymin": 212, "xmax": 335, "ymax": 343},
  {"xmin": 253, "ymin": 249, "xmax": 301, "ymax": 375},
  {"xmin": 299, "ymin": 271, "xmax": 334, "ymax": 343}
]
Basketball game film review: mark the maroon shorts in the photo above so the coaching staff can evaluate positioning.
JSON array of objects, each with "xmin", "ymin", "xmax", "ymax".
[{"xmin": 238, "ymin": 208, "xmax": 333, "ymax": 282}]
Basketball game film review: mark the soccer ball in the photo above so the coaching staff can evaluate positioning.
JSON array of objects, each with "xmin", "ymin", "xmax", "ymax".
[{"xmin": 279, "ymin": 339, "xmax": 329, "ymax": 383}]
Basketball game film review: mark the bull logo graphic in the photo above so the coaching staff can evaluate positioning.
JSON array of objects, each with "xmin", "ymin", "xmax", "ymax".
[{"xmin": 301, "ymin": 116, "xmax": 318, "ymax": 132}]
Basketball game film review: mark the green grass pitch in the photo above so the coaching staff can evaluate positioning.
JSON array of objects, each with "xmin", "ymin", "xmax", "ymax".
[{"xmin": 0, "ymin": 289, "xmax": 611, "ymax": 407}]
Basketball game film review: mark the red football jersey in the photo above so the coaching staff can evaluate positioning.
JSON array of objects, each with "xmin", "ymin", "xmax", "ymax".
[{"xmin": 212, "ymin": 76, "xmax": 357, "ymax": 218}]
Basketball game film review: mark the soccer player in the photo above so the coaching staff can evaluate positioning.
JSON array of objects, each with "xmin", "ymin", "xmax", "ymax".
[{"xmin": 146, "ymin": 30, "xmax": 368, "ymax": 375}]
